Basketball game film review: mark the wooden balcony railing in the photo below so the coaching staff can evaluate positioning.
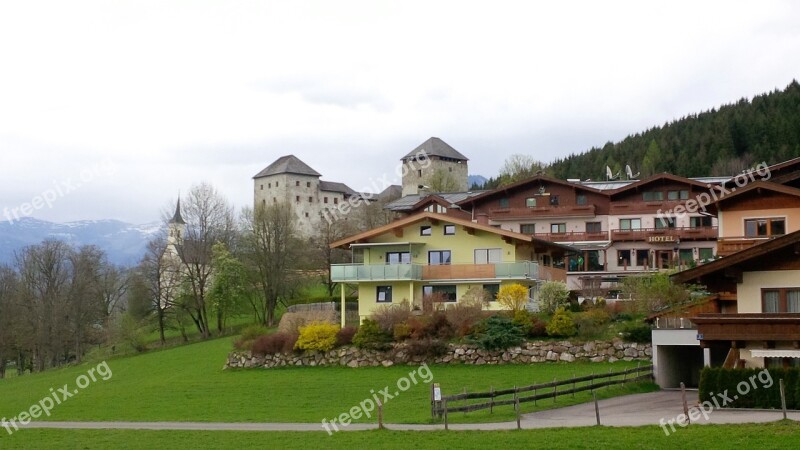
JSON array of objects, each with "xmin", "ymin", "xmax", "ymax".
[
  {"xmin": 692, "ymin": 313, "xmax": 800, "ymax": 342},
  {"xmin": 610, "ymin": 200, "xmax": 685, "ymax": 215},
  {"xmin": 533, "ymin": 231, "xmax": 609, "ymax": 242},
  {"xmin": 610, "ymin": 226, "xmax": 718, "ymax": 242},
  {"xmin": 717, "ymin": 236, "xmax": 777, "ymax": 256},
  {"xmin": 489, "ymin": 204, "xmax": 596, "ymax": 219}
]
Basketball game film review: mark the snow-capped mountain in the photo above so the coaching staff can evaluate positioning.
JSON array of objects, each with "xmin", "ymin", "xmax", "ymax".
[{"xmin": 0, "ymin": 217, "xmax": 162, "ymax": 267}]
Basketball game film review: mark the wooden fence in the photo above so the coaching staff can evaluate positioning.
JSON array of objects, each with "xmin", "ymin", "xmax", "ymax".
[{"xmin": 431, "ymin": 364, "xmax": 653, "ymax": 418}]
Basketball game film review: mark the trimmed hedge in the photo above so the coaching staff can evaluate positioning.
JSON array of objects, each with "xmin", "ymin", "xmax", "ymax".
[{"xmin": 699, "ymin": 367, "xmax": 796, "ymax": 409}]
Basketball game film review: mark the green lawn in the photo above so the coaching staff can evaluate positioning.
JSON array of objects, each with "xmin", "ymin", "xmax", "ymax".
[
  {"xmin": 0, "ymin": 337, "xmax": 650, "ymax": 424},
  {"xmin": 2, "ymin": 422, "xmax": 799, "ymax": 449}
]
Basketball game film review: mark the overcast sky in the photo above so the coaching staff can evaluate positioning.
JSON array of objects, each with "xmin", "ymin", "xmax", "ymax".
[{"xmin": 1, "ymin": 0, "xmax": 799, "ymax": 224}]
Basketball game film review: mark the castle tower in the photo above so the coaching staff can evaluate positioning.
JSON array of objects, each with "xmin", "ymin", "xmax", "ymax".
[
  {"xmin": 253, "ymin": 155, "xmax": 324, "ymax": 236},
  {"xmin": 401, "ymin": 137, "xmax": 469, "ymax": 196}
]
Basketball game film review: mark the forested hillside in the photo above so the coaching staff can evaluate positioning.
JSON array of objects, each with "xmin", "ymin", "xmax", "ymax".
[{"xmin": 549, "ymin": 80, "xmax": 800, "ymax": 179}]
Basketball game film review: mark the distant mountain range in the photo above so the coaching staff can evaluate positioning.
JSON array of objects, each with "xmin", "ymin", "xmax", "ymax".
[
  {"xmin": 468, "ymin": 175, "xmax": 488, "ymax": 188},
  {"xmin": 0, "ymin": 218, "xmax": 161, "ymax": 267}
]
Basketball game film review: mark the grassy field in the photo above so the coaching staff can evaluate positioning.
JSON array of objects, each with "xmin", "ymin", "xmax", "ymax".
[
  {"xmin": 2, "ymin": 422, "xmax": 799, "ymax": 449},
  {"xmin": 0, "ymin": 336, "xmax": 651, "ymax": 424}
]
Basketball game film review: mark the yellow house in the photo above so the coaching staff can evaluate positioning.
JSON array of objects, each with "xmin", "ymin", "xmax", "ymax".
[{"xmin": 329, "ymin": 212, "xmax": 571, "ymax": 324}]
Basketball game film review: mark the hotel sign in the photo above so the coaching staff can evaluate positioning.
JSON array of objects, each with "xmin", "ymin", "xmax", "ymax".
[{"xmin": 648, "ymin": 235, "xmax": 677, "ymax": 243}]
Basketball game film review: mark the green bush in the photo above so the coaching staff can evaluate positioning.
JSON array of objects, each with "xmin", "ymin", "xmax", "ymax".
[
  {"xmin": 393, "ymin": 322, "xmax": 412, "ymax": 341},
  {"xmin": 620, "ymin": 322, "xmax": 652, "ymax": 343},
  {"xmin": 546, "ymin": 307, "xmax": 576, "ymax": 337},
  {"xmin": 699, "ymin": 368, "xmax": 789, "ymax": 409},
  {"xmin": 511, "ymin": 310, "xmax": 533, "ymax": 334},
  {"xmin": 574, "ymin": 309, "xmax": 610, "ymax": 339},
  {"xmin": 468, "ymin": 315, "xmax": 525, "ymax": 351},
  {"xmin": 352, "ymin": 319, "xmax": 393, "ymax": 350},
  {"xmin": 294, "ymin": 322, "xmax": 340, "ymax": 352}
]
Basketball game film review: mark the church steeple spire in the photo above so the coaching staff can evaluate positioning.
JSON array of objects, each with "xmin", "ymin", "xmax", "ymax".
[{"xmin": 169, "ymin": 197, "xmax": 186, "ymax": 225}]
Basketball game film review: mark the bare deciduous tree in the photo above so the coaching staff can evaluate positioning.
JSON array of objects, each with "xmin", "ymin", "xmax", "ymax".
[{"xmin": 242, "ymin": 202, "xmax": 298, "ymax": 326}]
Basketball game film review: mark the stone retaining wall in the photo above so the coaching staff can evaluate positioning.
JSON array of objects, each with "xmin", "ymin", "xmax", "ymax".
[{"xmin": 225, "ymin": 339, "xmax": 651, "ymax": 369}]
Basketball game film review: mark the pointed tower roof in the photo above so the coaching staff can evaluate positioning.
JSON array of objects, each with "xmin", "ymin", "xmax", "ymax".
[
  {"xmin": 401, "ymin": 137, "xmax": 468, "ymax": 161},
  {"xmin": 253, "ymin": 155, "xmax": 322, "ymax": 178},
  {"xmin": 169, "ymin": 198, "xmax": 186, "ymax": 225}
]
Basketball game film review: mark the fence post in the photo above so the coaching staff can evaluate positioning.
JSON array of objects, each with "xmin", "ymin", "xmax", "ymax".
[
  {"xmin": 590, "ymin": 372, "xmax": 594, "ymax": 393},
  {"xmin": 553, "ymin": 377, "xmax": 557, "ymax": 404},
  {"xmin": 443, "ymin": 398, "xmax": 448, "ymax": 431},
  {"xmin": 608, "ymin": 368, "xmax": 612, "ymax": 389},
  {"xmin": 572, "ymin": 372, "xmax": 576, "ymax": 398},
  {"xmin": 430, "ymin": 383, "xmax": 435, "ymax": 419},
  {"xmin": 514, "ymin": 386, "xmax": 521, "ymax": 430},
  {"xmin": 377, "ymin": 398, "xmax": 384, "ymax": 430},
  {"xmin": 780, "ymin": 378, "xmax": 788, "ymax": 420},
  {"xmin": 593, "ymin": 392, "xmax": 601, "ymax": 426},
  {"xmin": 533, "ymin": 385, "xmax": 537, "ymax": 406},
  {"xmin": 680, "ymin": 382, "xmax": 690, "ymax": 425},
  {"xmin": 490, "ymin": 385, "xmax": 494, "ymax": 414},
  {"xmin": 463, "ymin": 387, "xmax": 467, "ymax": 416}
]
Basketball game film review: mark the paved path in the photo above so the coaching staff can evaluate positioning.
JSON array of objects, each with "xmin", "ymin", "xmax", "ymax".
[{"xmin": 20, "ymin": 391, "xmax": 800, "ymax": 432}]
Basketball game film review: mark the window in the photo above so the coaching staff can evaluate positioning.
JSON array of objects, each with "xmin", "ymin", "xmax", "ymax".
[
  {"xmin": 304, "ymin": 212, "xmax": 309, "ymax": 218},
  {"xmin": 260, "ymin": 184, "xmax": 263, "ymax": 190},
  {"xmin": 420, "ymin": 226, "xmax": 432, "ymax": 236},
  {"xmin": 762, "ymin": 288, "xmax": 800, "ymax": 313},
  {"xmin": 276, "ymin": 182, "xmax": 279, "ymax": 187},
  {"xmin": 499, "ymin": 198, "xmax": 509, "ymax": 208},
  {"xmin": 679, "ymin": 249, "xmax": 693, "ymax": 263},
  {"xmin": 586, "ymin": 222, "xmax": 602, "ymax": 233},
  {"xmin": 745, "ymin": 218, "xmax": 786, "ymax": 237},
  {"xmin": 296, "ymin": 181, "xmax": 300, "ymax": 186},
  {"xmin": 309, "ymin": 196, "xmax": 313, "ymax": 202},
  {"xmin": 268, "ymin": 183, "xmax": 272, "ymax": 188},
  {"xmin": 307, "ymin": 182, "xmax": 311, "ymax": 187},
  {"xmin": 423, "ymin": 285, "xmax": 457, "ymax": 302},
  {"xmin": 576, "ymin": 194, "xmax": 587, "ymax": 205},
  {"xmin": 474, "ymin": 248, "xmax": 502, "ymax": 264},
  {"xmin": 617, "ymin": 250, "xmax": 631, "ymax": 267},
  {"xmin": 690, "ymin": 216, "xmax": 713, "ymax": 228},
  {"xmin": 483, "ymin": 284, "xmax": 500, "ymax": 302},
  {"xmin": 636, "ymin": 249, "xmax": 649, "ymax": 267},
  {"xmin": 699, "ymin": 248, "xmax": 714, "ymax": 261},
  {"xmin": 444, "ymin": 225, "xmax": 456, "ymax": 235},
  {"xmin": 549, "ymin": 195, "xmax": 559, "ymax": 206},
  {"xmin": 550, "ymin": 223, "xmax": 566, "ymax": 233},
  {"xmin": 619, "ymin": 218, "xmax": 642, "ymax": 230},
  {"xmin": 324, "ymin": 197, "xmax": 328, "ymax": 204},
  {"xmin": 520, "ymin": 224, "xmax": 536, "ymax": 234},
  {"xmin": 334, "ymin": 198, "xmax": 339, "ymax": 205},
  {"xmin": 428, "ymin": 250, "xmax": 451, "ymax": 265},
  {"xmin": 643, "ymin": 191, "xmax": 664, "ymax": 201},
  {"xmin": 668, "ymin": 190, "xmax": 689, "ymax": 200},
  {"xmin": 526, "ymin": 197, "xmax": 537, "ymax": 208},
  {"xmin": 386, "ymin": 252, "xmax": 410, "ymax": 264},
  {"xmin": 417, "ymin": 170, "xmax": 422, "ymax": 177},
  {"xmin": 295, "ymin": 195, "xmax": 300, "ymax": 202},
  {"xmin": 655, "ymin": 217, "xmax": 675, "ymax": 229},
  {"xmin": 377, "ymin": 286, "xmax": 392, "ymax": 303}
]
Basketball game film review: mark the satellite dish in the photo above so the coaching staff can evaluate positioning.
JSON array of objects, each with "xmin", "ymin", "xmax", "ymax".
[
  {"xmin": 625, "ymin": 165, "xmax": 640, "ymax": 179},
  {"xmin": 606, "ymin": 166, "xmax": 620, "ymax": 181},
  {"xmin": 538, "ymin": 185, "xmax": 546, "ymax": 194}
]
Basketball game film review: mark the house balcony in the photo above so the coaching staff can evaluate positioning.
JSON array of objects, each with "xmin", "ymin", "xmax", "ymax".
[
  {"xmin": 489, "ymin": 204, "xmax": 596, "ymax": 219},
  {"xmin": 533, "ymin": 231, "xmax": 609, "ymax": 242},
  {"xmin": 610, "ymin": 226, "xmax": 718, "ymax": 242},
  {"xmin": 717, "ymin": 236, "xmax": 777, "ymax": 256},
  {"xmin": 692, "ymin": 313, "xmax": 800, "ymax": 342},
  {"xmin": 610, "ymin": 200, "xmax": 685, "ymax": 215},
  {"xmin": 331, "ymin": 261, "xmax": 562, "ymax": 282}
]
